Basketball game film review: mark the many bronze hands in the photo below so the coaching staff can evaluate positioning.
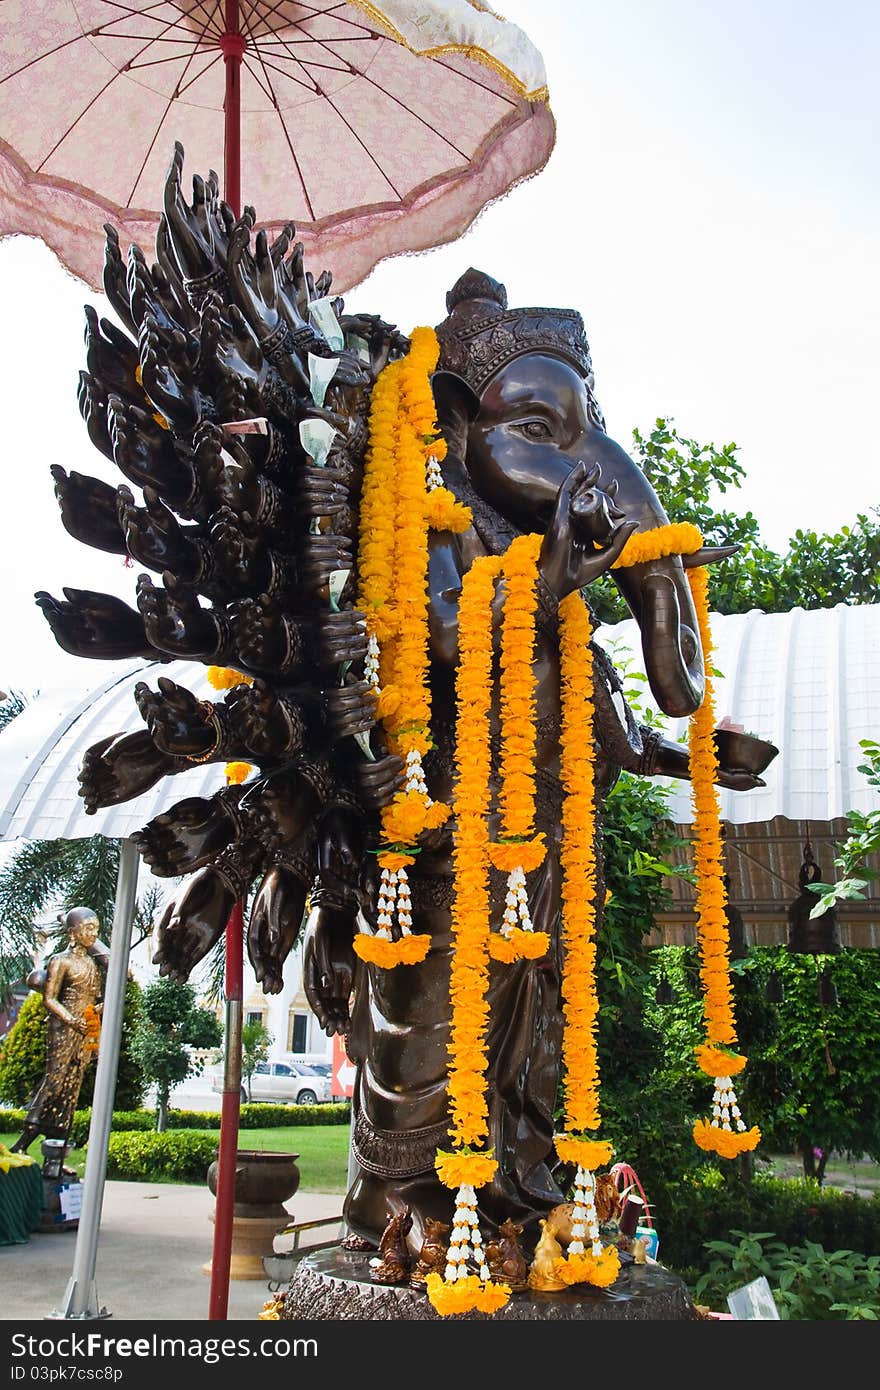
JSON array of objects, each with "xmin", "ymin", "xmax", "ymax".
[
  {"xmin": 84, "ymin": 304, "xmax": 140, "ymax": 402},
  {"xmin": 153, "ymin": 866, "xmax": 237, "ymax": 982},
  {"xmin": 78, "ymin": 730, "xmax": 178, "ymax": 814},
  {"xmin": 137, "ymin": 311, "xmax": 201, "ymax": 433},
  {"xmin": 134, "ymin": 676, "xmax": 220, "ymax": 760},
  {"xmin": 303, "ymin": 908, "xmax": 357, "ymax": 1036},
  {"xmin": 34, "ymin": 587, "xmax": 154, "ymax": 661},
  {"xmin": 247, "ymin": 864, "xmax": 308, "ymax": 994},
  {"xmin": 51, "ymin": 466, "xmax": 125, "ymax": 555},
  {"xmin": 539, "ymin": 461, "xmax": 638, "ymax": 600},
  {"xmin": 118, "ymin": 485, "xmax": 202, "ymax": 579},
  {"xmin": 325, "ymin": 677, "xmax": 376, "ymax": 745},
  {"xmin": 109, "ymin": 394, "xmax": 195, "ymax": 508},
  {"xmin": 225, "ymin": 678, "xmax": 305, "ymax": 761},
  {"xmin": 226, "ymin": 220, "xmax": 309, "ymax": 393},
  {"xmin": 136, "ymin": 572, "xmax": 223, "ymax": 659},
  {"xmin": 162, "ymin": 143, "xmax": 237, "ymax": 282},
  {"xmin": 353, "ymin": 754, "xmax": 405, "ymax": 811},
  {"xmin": 133, "ymin": 791, "xmax": 242, "ymax": 877}
]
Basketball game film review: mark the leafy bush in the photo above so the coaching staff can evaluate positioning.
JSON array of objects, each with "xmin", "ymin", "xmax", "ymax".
[
  {"xmin": 162, "ymin": 1103, "xmax": 351, "ymax": 1130},
  {"xmin": 658, "ymin": 1169, "xmax": 880, "ymax": 1269},
  {"xmin": 102, "ymin": 1130, "xmax": 219, "ymax": 1183},
  {"xmin": 69, "ymin": 1108, "xmax": 154, "ymax": 1147},
  {"xmin": 693, "ymin": 1229, "xmax": 880, "ymax": 1320},
  {"xmin": 3, "ymin": 1101, "xmax": 350, "ymax": 1146}
]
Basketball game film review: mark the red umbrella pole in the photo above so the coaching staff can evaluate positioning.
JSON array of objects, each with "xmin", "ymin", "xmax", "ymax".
[
  {"xmin": 208, "ymin": 9, "xmax": 244, "ymax": 1321},
  {"xmin": 208, "ymin": 898, "xmax": 244, "ymax": 1320},
  {"xmin": 221, "ymin": 0, "xmax": 244, "ymax": 220}
]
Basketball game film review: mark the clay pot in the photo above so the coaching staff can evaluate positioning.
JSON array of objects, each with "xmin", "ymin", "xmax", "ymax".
[{"xmin": 207, "ymin": 1149, "xmax": 300, "ymax": 1219}]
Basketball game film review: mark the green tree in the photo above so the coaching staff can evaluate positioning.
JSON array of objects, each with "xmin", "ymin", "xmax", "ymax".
[
  {"xmin": 648, "ymin": 944, "xmax": 880, "ymax": 1182},
  {"xmin": 131, "ymin": 979, "xmax": 222, "ymax": 1130},
  {"xmin": 240, "ymin": 1020, "xmax": 272, "ymax": 1102},
  {"xmin": 807, "ymin": 739, "xmax": 880, "ymax": 917},
  {"xmin": 591, "ymin": 418, "xmax": 880, "ymax": 622},
  {"xmin": 0, "ymin": 979, "xmax": 145, "ymax": 1113}
]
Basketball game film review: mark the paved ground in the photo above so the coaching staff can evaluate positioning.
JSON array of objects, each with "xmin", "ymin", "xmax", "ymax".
[{"xmin": 1, "ymin": 1180, "xmax": 344, "ymax": 1323}]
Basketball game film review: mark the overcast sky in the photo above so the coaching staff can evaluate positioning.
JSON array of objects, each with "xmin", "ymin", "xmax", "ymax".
[{"xmin": 0, "ymin": 0, "xmax": 877, "ymax": 700}]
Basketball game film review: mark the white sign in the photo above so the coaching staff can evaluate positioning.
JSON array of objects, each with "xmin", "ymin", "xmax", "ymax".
[
  {"xmin": 58, "ymin": 1182, "xmax": 83, "ymax": 1221},
  {"xmin": 727, "ymin": 1276, "xmax": 780, "ymax": 1319}
]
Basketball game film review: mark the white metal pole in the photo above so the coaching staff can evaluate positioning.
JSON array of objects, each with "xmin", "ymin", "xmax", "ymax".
[{"xmin": 51, "ymin": 838, "xmax": 139, "ymax": 1319}]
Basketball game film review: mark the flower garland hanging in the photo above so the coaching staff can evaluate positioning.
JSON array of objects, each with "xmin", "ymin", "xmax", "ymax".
[
  {"xmin": 81, "ymin": 1003, "xmax": 101, "ymax": 1059},
  {"xmin": 612, "ymin": 522, "xmax": 760, "ymax": 1159},
  {"xmin": 686, "ymin": 563, "xmax": 761, "ymax": 1158},
  {"xmin": 428, "ymin": 553, "xmax": 510, "ymax": 1316},
  {"xmin": 354, "ymin": 328, "xmax": 471, "ymax": 969},
  {"xmin": 551, "ymin": 589, "xmax": 620, "ymax": 1289},
  {"xmin": 488, "ymin": 532, "xmax": 549, "ymax": 963}
]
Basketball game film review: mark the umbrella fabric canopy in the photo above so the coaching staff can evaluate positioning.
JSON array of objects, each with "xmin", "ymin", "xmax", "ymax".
[{"xmin": 0, "ymin": 0, "xmax": 554, "ymax": 292}]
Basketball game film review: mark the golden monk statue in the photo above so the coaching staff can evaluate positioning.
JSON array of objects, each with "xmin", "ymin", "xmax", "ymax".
[{"xmin": 10, "ymin": 907, "xmax": 105, "ymax": 1162}]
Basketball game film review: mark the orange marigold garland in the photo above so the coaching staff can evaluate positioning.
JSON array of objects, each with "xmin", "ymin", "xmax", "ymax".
[
  {"xmin": 81, "ymin": 1004, "xmax": 101, "ymax": 1058},
  {"xmin": 487, "ymin": 533, "xmax": 549, "ymax": 963},
  {"xmin": 613, "ymin": 521, "xmax": 759, "ymax": 1156},
  {"xmin": 685, "ymin": 562, "xmax": 761, "ymax": 1157},
  {"xmin": 428, "ymin": 554, "xmax": 509, "ymax": 1316},
  {"xmin": 355, "ymin": 327, "xmax": 470, "ymax": 968},
  {"xmin": 551, "ymin": 589, "xmax": 620, "ymax": 1289}
]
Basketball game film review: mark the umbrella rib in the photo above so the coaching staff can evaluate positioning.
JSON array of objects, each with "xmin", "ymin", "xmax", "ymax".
[
  {"xmin": 355, "ymin": 71, "xmax": 469, "ymax": 159},
  {"xmin": 165, "ymin": 1, "xmax": 225, "ymax": 38},
  {"xmin": 91, "ymin": 1, "xmax": 224, "ymax": 41},
  {"xmin": 432, "ymin": 56, "xmax": 518, "ymax": 108},
  {"xmin": 125, "ymin": 8, "xmax": 225, "ymax": 207},
  {"xmin": 322, "ymin": 3, "xmax": 385, "ymax": 37},
  {"xmin": 314, "ymin": 86, "xmax": 402, "ymax": 200},
  {"xmin": 242, "ymin": 32, "xmax": 317, "ymax": 220},
  {"xmin": 247, "ymin": 51, "xmax": 318, "ymax": 94},
  {"xmin": 255, "ymin": 48, "xmax": 347, "ymax": 79},
  {"xmin": 125, "ymin": 49, "xmax": 218, "ymax": 72},
  {"xmin": 239, "ymin": 6, "xmax": 318, "ymax": 93},
  {"xmin": 240, "ymin": 55, "xmax": 276, "ymax": 105},
  {"xmin": 176, "ymin": 50, "xmax": 224, "ymax": 98},
  {"xmin": 266, "ymin": 18, "xmax": 380, "ymax": 76}
]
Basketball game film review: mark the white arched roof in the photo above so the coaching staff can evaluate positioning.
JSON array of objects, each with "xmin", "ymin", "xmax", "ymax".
[
  {"xmin": 0, "ymin": 658, "xmax": 230, "ymax": 842},
  {"xmin": 0, "ymin": 602, "xmax": 877, "ymax": 842},
  {"xmin": 596, "ymin": 601, "xmax": 880, "ymax": 826}
]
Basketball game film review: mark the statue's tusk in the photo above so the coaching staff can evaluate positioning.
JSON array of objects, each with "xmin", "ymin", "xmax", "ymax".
[{"xmin": 681, "ymin": 543, "xmax": 740, "ymax": 568}]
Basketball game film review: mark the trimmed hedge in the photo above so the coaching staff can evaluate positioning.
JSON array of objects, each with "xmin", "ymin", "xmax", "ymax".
[
  {"xmin": 1, "ymin": 1101, "xmax": 350, "ymax": 1148},
  {"xmin": 659, "ymin": 1170, "xmax": 880, "ymax": 1272},
  {"xmin": 103, "ymin": 1130, "xmax": 219, "ymax": 1183}
]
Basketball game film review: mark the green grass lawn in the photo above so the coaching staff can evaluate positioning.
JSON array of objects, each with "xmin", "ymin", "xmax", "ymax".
[{"xmin": 0, "ymin": 1124, "xmax": 351, "ymax": 1192}]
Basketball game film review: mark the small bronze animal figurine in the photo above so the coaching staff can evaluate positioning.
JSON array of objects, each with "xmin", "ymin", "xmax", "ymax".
[
  {"xmin": 410, "ymin": 1216, "xmax": 450, "ymax": 1290},
  {"xmin": 485, "ymin": 1218, "xmax": 528, "ymax": 1291},
  {"xmin": 369, "ymin": 1205, "xmax": 414, "ymax": 1285}
]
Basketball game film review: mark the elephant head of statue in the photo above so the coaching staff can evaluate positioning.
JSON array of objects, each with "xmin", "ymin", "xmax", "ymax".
[{"xmin": 433, "ymin": 268, "xmax": 735, "ymax": 718}]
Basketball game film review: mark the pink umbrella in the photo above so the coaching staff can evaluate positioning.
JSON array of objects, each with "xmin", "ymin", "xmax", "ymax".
[
  {"xmin": 0, "ymin": 0, "xmax": 555, "ymax": 294},
  {"xmin": 0, "ymin": 0, "xmax": 555, "ymax": 1324}
]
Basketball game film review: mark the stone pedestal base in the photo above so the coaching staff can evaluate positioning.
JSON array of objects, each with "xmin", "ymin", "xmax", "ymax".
[
  {"xmin": 281, "ymin": 1247, "xmax": 698, "ymax": 1321},
  {"xmin": 202, "ymin": 1210, "xmax": 287, "ymax": 1281}
]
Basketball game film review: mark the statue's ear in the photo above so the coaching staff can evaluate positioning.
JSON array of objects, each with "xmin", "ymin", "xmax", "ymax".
[{"xmin": 432, "ymin": 369, "xmax": 480, "ymax": 423}]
